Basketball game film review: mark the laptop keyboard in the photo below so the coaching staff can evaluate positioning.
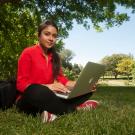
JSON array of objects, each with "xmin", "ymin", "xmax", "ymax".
[
  {"xmin": 55, "ymin": 91, "xmax": 70, "ymax": 96},
  {"xmin": 54, "ymin": 86, "xmax": 73, "ymax": 96}
]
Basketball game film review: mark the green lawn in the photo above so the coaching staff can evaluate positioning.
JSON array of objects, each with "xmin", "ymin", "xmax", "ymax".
[{"xmin": 0, "ymin": 86, "xmax": 135, "ymax": 135}]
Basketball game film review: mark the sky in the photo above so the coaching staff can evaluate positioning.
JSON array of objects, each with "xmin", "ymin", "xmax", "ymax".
[{"xmin": 63, "ymin": 11, "xmax": 135, "ymax": 66}]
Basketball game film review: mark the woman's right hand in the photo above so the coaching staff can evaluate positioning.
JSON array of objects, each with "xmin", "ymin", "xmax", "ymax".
[{"xmin": 44, "ymin": 82, "xmax": 70, "ymax": 93}]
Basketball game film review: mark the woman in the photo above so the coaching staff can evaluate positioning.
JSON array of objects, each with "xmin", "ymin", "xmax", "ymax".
[{"xmin": 16, "ymin": 20, "xmax": 99, "ymax": 123}]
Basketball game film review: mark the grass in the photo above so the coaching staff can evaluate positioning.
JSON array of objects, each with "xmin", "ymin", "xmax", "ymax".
[{"xmin": 0, "ymin": 86, "xmax": 135, "ymax": 135}]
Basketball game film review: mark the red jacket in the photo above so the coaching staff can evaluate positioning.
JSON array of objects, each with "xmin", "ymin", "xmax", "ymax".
[{"xmin": 16, "ymin": 44, "xmax": 69, "ymax": 93}]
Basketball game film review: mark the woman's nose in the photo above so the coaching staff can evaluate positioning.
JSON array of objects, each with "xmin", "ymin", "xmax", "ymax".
[{"xmin": 49, "ymin": 35, "xmax": 54, "ymax": 41}]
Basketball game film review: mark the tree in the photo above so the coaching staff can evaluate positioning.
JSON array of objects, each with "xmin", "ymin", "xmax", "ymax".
[
  {"xmin": 116, "ymin": 58, "xmax": 134, "ymax": 80},
  {"xmin": 0, "ymin": 0, "xmax": 21, "ymax": 5},
  {"xmin": 60, "ymin": 48, "xmax": 75, "ymax": 70},
  {"xmin": 1, "ymin": 0, "xmax": 135, "ymax": 37},
  {"xmin": 101, "ymin": 54, "xmax": 132, "ymax": 78},
  {"xmin": 63, "ymin": 64, "xmax": 83, "ymax": 80},
  {"xmin": 72, "ymin": 64, "xmax": 82, "ymax": 74},
  {"xmin": 60, "ymin": 49, "xmax": 83, "ymax": 80},
  {"xmin": 131, "ymin": 61, "xmax": 135, "ymax": 85}
]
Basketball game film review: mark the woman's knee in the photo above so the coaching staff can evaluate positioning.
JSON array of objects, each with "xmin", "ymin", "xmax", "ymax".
[{"xmin": 23, "ymin": 84, "xmax": 55, "ymax": 102}]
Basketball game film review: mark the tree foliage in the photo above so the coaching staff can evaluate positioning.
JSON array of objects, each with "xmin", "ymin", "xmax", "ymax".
[
  {"xmin": 101, "ymin": 54, "xmax": 133, "ymax": 78},
  {"xmin": 1, "ymin": 0, "xmax": 135, "ymax": 38},
  {"xmin": 63, "ymin": 64, "xmax": 82, "ymax": 80},
  {"xmin": 17, "ymin": 0, "xmax": 135, "ymax": 33},
  {"xmin": 60, "ymin": 49, "xmax": 82, "ymax": 80},
  {"xmin": 116, "ymin": 58, "xmax": 134, "ymax": 79},
  {"xmin": 131, "ymin": 61, "xmax": 135, "ymax": 85},
  {"xmin": 60, "ymin": 48, "xmax": 75, "ymax": 69},
  {"xmin": 0, "ymin": 3, "xmax": 38, "ymax": 79}
]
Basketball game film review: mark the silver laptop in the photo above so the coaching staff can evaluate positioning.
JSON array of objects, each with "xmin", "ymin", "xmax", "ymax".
[{"xmin": 55, "ymin": 61, "xmax": 105, "ymax": 99}]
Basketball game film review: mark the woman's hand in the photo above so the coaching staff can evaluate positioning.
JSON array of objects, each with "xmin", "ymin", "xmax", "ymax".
[
  {"xmin": 44, "ymin": 82, "xmax": 70, "ymax": 93},
  {"xmin": 65, "ymin": 81, "xmax": 76, "ymax": 90},
  {"xmin": 90, "ymin": 83, "xmax": 97, "ymax": 92}
]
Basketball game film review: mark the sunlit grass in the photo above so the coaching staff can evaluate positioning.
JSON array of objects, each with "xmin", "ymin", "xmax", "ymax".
[{"xmin": 0, "ymin": 86, "xmax": 135, "ymax": 135}]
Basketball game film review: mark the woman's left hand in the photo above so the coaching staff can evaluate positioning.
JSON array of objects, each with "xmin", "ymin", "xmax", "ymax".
[
  {"xmin": 89, "ymin": 83, "xmax": 97, "ymax": 92},
  {"xmin": 66, "ymin": 81, "xmax": 76, "ymax": 90}
]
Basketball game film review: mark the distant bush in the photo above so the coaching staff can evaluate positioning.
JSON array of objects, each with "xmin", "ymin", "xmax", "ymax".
[{"xmin": 63, "ymin": 68, "xmax": 76, "ymax": 80}]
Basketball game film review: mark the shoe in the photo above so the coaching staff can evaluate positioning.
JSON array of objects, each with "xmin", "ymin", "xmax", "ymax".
[
  {"xmin": 77, "ymin": 100, "xmax": 99, "ymax": 110},
  {"xmin": 41, "ymin": 111, "xmax": 57, "ymax": 123}
]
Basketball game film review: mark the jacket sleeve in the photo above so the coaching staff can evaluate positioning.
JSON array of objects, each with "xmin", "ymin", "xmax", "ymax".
[
  {"xmin": 16, "ymin": 49, "xmax": 31, "ymax": 93},
  {"xmin": 57, "ymin": 67, "xmax": 69, "ymax": 85}
]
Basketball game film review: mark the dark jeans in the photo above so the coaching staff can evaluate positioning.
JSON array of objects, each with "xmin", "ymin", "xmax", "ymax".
[{"xmin": 16, "ymin": 84, "xmax": 92, "ymax": 116}]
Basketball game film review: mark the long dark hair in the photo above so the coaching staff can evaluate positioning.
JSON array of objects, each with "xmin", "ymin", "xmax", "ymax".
[{"xmin": 38, "ymin": 20, "xmax": 61, "ymax": 79}]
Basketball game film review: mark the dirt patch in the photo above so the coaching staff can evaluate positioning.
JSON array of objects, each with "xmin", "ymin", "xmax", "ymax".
[{"xmin": 99, "ymin": 79, "xmax": 129, "ymax": 86}]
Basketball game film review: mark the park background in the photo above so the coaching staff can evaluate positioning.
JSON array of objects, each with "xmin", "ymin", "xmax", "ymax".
[
  {"xmin": 0, "ymin": 1, "xmax": 135, "ymax": 135},
  {"xmin": 64, "ymin": 11, "xmax": 135, "ymax": 66}
]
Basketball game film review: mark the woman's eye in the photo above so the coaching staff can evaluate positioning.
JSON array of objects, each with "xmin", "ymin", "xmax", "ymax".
[
  {"xmin": 53, "ymin": 34, "xmax": 57, "ymax": 38},
  {"xmin": 44, "ymin": 32, "xmax": 50, "ymax": 36},
  {"xmin": 42, "ymin": 32, "xmax": 57, "ymax": 39}
]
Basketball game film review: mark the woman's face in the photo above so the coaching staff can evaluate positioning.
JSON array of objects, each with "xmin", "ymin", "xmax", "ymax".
[{"xmin": 39, "ymin": 25, "xmax": 58, "ymax": 49}]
